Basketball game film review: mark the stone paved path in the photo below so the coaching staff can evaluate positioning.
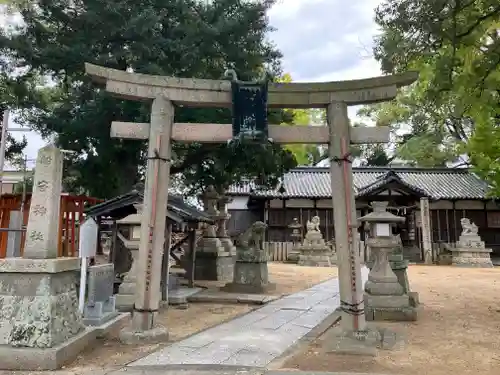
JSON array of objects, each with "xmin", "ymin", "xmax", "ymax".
[{"xmin": 130, "ymin": 268, "xmax": 368, "ymax": 368}]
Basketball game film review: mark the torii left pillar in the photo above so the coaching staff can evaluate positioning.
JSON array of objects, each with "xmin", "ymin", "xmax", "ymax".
[{"xmin": 119, "ymin": 96, "xmax": 173, "ymax": 344}]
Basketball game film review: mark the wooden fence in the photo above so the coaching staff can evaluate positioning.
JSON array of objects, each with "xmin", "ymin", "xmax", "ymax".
[
  {"xmin": 264, "ymin": 241, "xmax": 368, "ymax": 263},
  {"xmin": 264, "ymin": 241, "xmax": 294, "ymax": 261},
  {"xmin": 0, "ymin": 194, "xmax": 102, "ymax": 258}
]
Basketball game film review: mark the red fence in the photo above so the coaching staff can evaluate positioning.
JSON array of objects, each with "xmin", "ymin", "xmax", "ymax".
[{"xmin": 0, "ymin": 194, "xmax": 102, "ymax": 258}]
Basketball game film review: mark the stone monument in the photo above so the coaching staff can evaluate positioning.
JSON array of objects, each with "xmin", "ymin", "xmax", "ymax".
[
  {"xmin": 83, "ymin": 264, "xmax": 119, "ymax": 326},
  {"xmin": 287, "ymin": 218, "xmax": 302, "ymax": 262},
  {"xmin": 451, "ymin": 218, "xmax": 493, "ymax": 267},
  {"xmin": 360, "ymin": 202, "xmax": 419, "ymax": 322},
  {"xmin": 222, "ymin": 221, "xmax": 275, "ymax": 293},
  {"xmin": 0, "ymin": 145, "xmax": 96, "ymax": 370},
  {"xmin": 194, "ymin": 186, "xmax": 234, "ymax": 281},
  {"xmin": 296, "ymin": 216, "xmax": 332, "ymax": 267}
]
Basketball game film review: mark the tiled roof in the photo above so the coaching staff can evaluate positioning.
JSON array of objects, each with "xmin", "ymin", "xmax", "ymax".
[{"xmin": 227, "ymin": 167, "xmax": 491, "ymax": 200}]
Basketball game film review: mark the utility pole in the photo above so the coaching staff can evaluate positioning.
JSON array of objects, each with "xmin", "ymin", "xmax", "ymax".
[
  {"xmin": 0, "ymin": 109, "xmax": 9, "ymax": 197},
  {"xmin": 0, "ymin": 109, "xmax": 31, "ymax": 197}
]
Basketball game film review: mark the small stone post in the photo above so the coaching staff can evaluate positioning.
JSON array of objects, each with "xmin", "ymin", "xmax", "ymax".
[{"xmin": 0, "ymin": 145, "xmax": 95, "ymax": 370}]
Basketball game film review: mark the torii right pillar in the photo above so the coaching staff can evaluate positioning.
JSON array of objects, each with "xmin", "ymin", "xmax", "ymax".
[{"xmin": 327, "ymin": 102, "xmax": 406, "ymax": 354}]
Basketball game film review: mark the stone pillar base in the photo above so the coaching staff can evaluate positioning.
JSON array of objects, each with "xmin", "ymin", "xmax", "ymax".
[
  {"xmin": 364, "ymin": 294, "xmax": 419, "ymax": 322},
  {"xmin": 222, "ymin": 261, "xmax": 275, "ymax": 294},
  {"xmin": 298, "ymin": 247, "xmax": 332, "ymax": 267},
  {"xmin": 0, "ymin": 258, "xmax": 97, "ymax": 370},
  {"xmin": 451, "ymin": 248, "xmax": 494, "ymax": 268},
  {"xmin": 194, "ymin": 251, "xmax": 234, "ymax": 281},
  {"xmin": 324, "ymin": 325, "xmax": 405, "ymax": 356},
  {"xmin": 119, "ymin": 324, "xmax": 169, "ymax": 345}
]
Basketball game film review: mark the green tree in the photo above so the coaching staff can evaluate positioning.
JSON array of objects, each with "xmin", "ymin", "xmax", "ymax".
[
  {"xmin": 1, "ymin": 0, "xmax": 297, "ymax": 198},
  {"xmin": 361, "ymin": 0, "xmax": 499, "ymax": 171},
  {"xmin": 277, "ymin": 74, "xmax": 323, "ymax": 165}
]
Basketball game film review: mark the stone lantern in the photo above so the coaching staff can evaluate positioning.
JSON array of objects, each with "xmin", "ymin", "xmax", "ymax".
[
  {"xmin": 359, "ymin": 201, "xmax": 419, "ymax": 321},
  {"xmin": 287, "ymin": 218, "xmax": 302, "ymax": 262}
]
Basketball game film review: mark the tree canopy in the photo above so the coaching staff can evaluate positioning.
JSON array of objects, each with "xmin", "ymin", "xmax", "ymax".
[
  {"xmin": 361, "ymin": 0, "xmax": 499, "ymax": 176},
  {"xmin": 0, "ymin": 0, "xmax": 303, "ymax": 198}
]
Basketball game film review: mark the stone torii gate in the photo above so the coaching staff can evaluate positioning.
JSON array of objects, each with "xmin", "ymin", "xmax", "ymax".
[{"xmin": 85, "ymin": 63, "xmax": 417, "ymax": 342}]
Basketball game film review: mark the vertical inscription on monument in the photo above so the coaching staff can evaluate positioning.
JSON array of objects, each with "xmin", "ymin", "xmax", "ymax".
[{"xmin": 23, "ymin": 145, "xmax": 64, "ymax": 259}]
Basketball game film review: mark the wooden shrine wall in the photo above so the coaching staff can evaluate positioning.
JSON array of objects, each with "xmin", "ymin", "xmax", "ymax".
[{"xmin": 0, "ymin": 194, "xmax": 102, "ymax": 258}]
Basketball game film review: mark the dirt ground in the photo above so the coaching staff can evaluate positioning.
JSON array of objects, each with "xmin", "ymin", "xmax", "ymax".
[
  {"xmin": 191, "ymin": 262, "xmax": 338, "ymax": 296},
  {"xmin": 66, "ymin": 303, "xmax": 254, "ymax": 372},
  {"xmin": 281, "ymin": 265, "xmax": 500, "ymax": 375},
  {"xmin": 65, "ymin": 263, "xmax": 338, "ymax": 371}
]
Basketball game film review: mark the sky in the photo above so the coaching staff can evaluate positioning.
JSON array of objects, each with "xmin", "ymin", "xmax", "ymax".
[{"xmin": 6, "ymin": 0, "xmax": 384, "ymax": 165}]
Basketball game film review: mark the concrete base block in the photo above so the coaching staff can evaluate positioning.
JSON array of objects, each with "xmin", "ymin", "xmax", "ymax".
[
  {"xmin": 365, "ymin": 305, "xmax": 419, "ymax": 322},
  {"xmin": 116, "ymin": 293, "xmax": 135, "ymax": 312},
  {"xmin": 0, "ymin": 327, "xmax": 97, "ymax": 370},
  {"xmin": 324, "ymin": 325, "xmax": 405, "ymax": 356},
  {"xmin": 93, "ymin": 313, "xmax": 130, "ymax": 338},
  {"xmin": 166, "ymin": 287, "xmax": 202, "ymax": 305},
  {"xmin": 364, "ymin": 293, "xmax": 419, "ymax": 322},
  {"xmin": 298, "ymin": 248, "xmax": 332, "ymax": 267},
  {"xmin": 451, "ymin": 248, "xmax": 493, "ymax": 268},
  {"xmin": 221, "ymin": 281, "xmax": 276, "ymax": 294},
  {"xmin": 119, "ymin": 325, "xmax": 169, "ymax": 345}
]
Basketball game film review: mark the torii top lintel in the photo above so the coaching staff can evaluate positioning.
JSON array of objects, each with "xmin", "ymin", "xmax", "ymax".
[{"xmin": 85, "ymin": 63, "xmax": 418, "ymax": 108}]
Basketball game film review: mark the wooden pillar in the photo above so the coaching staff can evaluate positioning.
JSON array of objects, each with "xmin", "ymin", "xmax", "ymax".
[
  {"xmin": 452, "ymin": 201, "xmax": 457, "ymax": 242},
  {"xmin": 132, "ymin": 97, "xmax": 174, "ymax": 331},
  {"xmin": 160, "ymin": 223, "xmax": 172, "ymax": 301},
  {"xmin": 327, "ymin": 101, "xmax": 366, "ymax": 332},
  {"xmin": 188, "ymin": 228, "xmax": 196, "ymax": 288},
  {"xmin": 109, "ymin": 219, "xmax": 118, "ymax": 264},
  {"xmin": 420, "ymin": 197, "xmax": 432, "ymax": 263}
]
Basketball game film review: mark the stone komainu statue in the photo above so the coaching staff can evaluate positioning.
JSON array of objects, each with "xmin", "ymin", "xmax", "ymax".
[
  {"xmin": 236, "ymin": 221, "xmax": 267, "ymax": 251},
  {"xmin": 460, "ymin": 218, "xmax": 478, "ymax": 236}
]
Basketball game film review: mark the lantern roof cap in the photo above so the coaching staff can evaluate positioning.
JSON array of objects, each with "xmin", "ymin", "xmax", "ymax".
[{"xmin": 358, "ymin": 201, "xmax": 405, "ymax": 224}]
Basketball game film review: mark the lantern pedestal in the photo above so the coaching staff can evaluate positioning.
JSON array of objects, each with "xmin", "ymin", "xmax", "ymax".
[{"xmin": 364, "ymin": 237, "xmax": 419, "ymax": 322}]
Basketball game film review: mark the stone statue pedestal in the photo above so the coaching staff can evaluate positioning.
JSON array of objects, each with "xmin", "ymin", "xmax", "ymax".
[
  {"xmin": 297, "ymin": 219, "xmax": 332, "ymax": 267},
  {"xmin": 223, "ymin": 222, "xmax": 274, "ymax": 293},
  {"xmin": 0, "ymin": 258, "xmax": 97, "ymax": 370},
  {"xmin": 451, "ymin": 235, "xmax": 493, "ymax": 268},
  {"xmin": 222, "ymin": 248, "xmax": 275, "ymax": 294},
  {"xmin": 194, "ymin": 189, "xmax": 235, "ymax": 282},
  {"xmin": 364, "ymin": 237, "xmax": 419, "ymax": 322},
  {"xmin": 194, "ymin": 237, "xmax": 234, "ymax": 282}
]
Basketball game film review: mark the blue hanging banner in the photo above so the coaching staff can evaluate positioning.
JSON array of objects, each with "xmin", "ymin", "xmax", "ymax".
[{"xmin": 227, "ymin": 70, "xmax": 269, "ymax": 142}]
